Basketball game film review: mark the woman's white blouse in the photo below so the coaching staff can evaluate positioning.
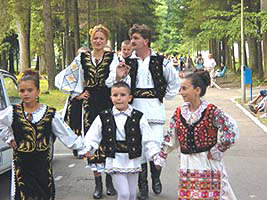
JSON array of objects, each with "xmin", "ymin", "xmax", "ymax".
[{"xmin": 0, "ymin": 105, "xmax": 83, "ymax": 149}]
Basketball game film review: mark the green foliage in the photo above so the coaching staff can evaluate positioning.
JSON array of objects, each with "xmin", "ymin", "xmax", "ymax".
[{"xmin": 39, "ymin": 79, "xmax": 68, "ymax": 110}]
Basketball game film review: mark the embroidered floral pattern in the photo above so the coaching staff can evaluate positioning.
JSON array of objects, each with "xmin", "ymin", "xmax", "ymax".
[{"xmin": 178, "ymin": 169, "xmax": 221, "ymax": 200}]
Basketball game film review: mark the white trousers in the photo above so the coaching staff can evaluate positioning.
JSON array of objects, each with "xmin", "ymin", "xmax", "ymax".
[
  {"xmin": 141, "ymin": 123, "xmax": 164, "ymax": 163},
  {"xmin": 112, "ymin": 173, "xmax": 138, "ymax": 200}
]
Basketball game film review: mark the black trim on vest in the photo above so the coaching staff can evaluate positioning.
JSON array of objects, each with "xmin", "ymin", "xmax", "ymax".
[{"xmin": 99, "ymin": 109, "xmax": 143, "ymax": 159}]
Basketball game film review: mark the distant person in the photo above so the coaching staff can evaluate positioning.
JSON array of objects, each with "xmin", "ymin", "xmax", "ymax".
[
  {"xmin": 186, "ymin": 55, "xmax": 194, "ymax": 70},
  {"xmin": 154, "ymin": 70, "xmax": 239, "ymax": 200},
  {"xmin": 194, "ymin": 53, "xmax": 204, "ymax": 70},
  {"xmin": 179, "ymin": 55, "xmax": 185, "ymax": 71},
  {"xmin": 172, "ymin": 52, "xmax": 179, "ymax": 71},
  {"xmin": 213, "ymin": 62, "xmax": 226, "ymax": 78},
  {"xmin": 204, "ymin": 53, "xmax": 216, "ymax": 87},
  {"xmin": 80, "ymin": 82, "xmax": 160, "ymax": 200},
  {"xmin": 249, "ymin": 89, "xmax": 267, "ymax": 114},
  {"xmin": 0, "ymin": 69, "xmax": 84, "ymax": 200}
]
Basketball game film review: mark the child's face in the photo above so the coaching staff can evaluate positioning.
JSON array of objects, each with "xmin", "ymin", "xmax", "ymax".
[
  {"xmin": 121, "ymin": 43, "xmax": 132, "ymax": 58},
  {"xmin": 179, "ymin": 79, "xmax": 200, "ymax": 103},
  {"xmin": 111, "ymin": 87, "xmax": 132, "ymax": 111},
  {"xmin": 18, "ymin": 80, "xmax": 40, "ymax": 105}
]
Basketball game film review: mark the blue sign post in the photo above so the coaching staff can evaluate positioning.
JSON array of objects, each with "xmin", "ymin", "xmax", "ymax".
[{"xmin": 243, "ymin": 66, "xmax": 252, "ymax": 101}]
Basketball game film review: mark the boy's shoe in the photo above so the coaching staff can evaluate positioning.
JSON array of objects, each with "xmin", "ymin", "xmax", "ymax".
[{"xmin": 248, "ymin": 104, "xmax": 257, "ymax": 114}]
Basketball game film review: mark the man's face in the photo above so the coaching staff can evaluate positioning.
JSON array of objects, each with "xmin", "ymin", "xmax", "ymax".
[
  {"xmin": 121, "ymin": 43, "xmax": 133, "ymax": 58},
  {"xmin": 130, "ymin": 33, "xmax": 148, "ymax": 51}
]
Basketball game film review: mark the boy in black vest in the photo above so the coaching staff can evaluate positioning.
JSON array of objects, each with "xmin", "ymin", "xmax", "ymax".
[{"xmin": 80, "ymin": 82, "xmax": 159, "ymax": 200}]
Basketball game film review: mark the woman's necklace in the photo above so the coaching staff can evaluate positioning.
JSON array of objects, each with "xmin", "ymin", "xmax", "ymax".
[{"xmin": 24, "ymin": 103, "xmax": 40, "ymax": 121}]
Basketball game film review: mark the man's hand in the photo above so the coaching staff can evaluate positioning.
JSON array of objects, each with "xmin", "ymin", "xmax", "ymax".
[{"xmin": 116, "ymin": 62, "xmax": 131, "ymax": 81}]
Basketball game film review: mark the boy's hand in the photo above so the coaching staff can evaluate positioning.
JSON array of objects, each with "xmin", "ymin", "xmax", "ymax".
[
  {"xmin": 116, "ymin": 62, "xmax": 131, "ymax": 81},
  {"xmin": 84, "ymin": 151, "xmax": 92, "ymax": 158},
  {"xmin": 8, "ymin": 139, "xmax": 17, "ymax": 149}
]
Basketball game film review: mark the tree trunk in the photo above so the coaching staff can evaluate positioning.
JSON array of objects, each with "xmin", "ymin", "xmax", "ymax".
[
  {"xmin": 257, "ymin": 40, "xmax": 264, "ymax": 80},
  {"xmin": 73, "ymin": 0, "xmax": 80, "ymax": 53},
  {"xmin": 64, "ymin": 0, "xmax": 72, "ymax": 65},
  {"xmin": 261, "ymin": 0, "xmax": 267, "ymax": 77},
  {"xmin": 43, "ymin": 0, "xmax": 56, "ymax": 90},
  {"xmin": 15, "ymin": 0, "xmax": 31, "ymax": 71},
  {"xmin": 9, "ymin": 49, "xmax": 15, "ymax": 74},
  {"xmin": 247, "ymin": 37, "xmax": 258, "ymax": 73},
  {"xmin": 231, "ymin": 43, "xmax": 236, "ymax": 72}
]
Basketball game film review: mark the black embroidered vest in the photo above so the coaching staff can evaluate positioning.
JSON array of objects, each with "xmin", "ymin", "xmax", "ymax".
[
  {"xmin": 99, "ymin": 109, "xmax": 143, "ymax": 159},
  {"xmin": 81, "ymin": 51, "xmax": 114, "ymax": 89},
  {"xmin": 125, "ymin": 55, "xmax": 167, "ymax": 102},
  {"xmin": 175, "ymin": 104, "xmax": 218, "ymax": 154},
  {"xmin": 11, "ymin": 104, "xmax": 56, "ymax": 153}
]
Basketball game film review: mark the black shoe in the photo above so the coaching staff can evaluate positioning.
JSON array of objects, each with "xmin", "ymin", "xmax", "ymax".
[
  {"xmin": 138, "ymin": 163, "xmax": 149, "ymax": 200},
  {"xmin": 150, "ymin": 161, "xmax": 162, "ymax": 195},
  {"xmin": 73, "ymin": 150, "xmax": 78, "ymax": 157},
  {"xmin": 93, "ymin": 176, "xmax": 103, "ymax": 199},
  {"xmin": 105, "ymin": 174, "xmax": 117, "ymax": 196}
]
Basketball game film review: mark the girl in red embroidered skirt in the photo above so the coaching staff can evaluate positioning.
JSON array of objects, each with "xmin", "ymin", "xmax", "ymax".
[{"xmin": 154, "ymin": 70, "xmax": 239, "ymax": 200}]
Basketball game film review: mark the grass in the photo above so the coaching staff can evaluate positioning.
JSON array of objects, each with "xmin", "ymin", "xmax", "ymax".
[{"xmin": 39, "ymin": 79, "xmax": 68, "ymax": 110}]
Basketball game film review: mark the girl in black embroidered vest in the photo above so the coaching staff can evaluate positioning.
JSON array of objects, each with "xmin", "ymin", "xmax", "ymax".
[
  {"xmin": 154, "ymin": 70, "xmax": 239, "ymax": 200},
  {"xmin": 0, "ymin": 69, "xmax": 83, "ymax": 200},
  {"xmin": 80, "ymin": 82, "xmax": 159, "ymax": 200}
]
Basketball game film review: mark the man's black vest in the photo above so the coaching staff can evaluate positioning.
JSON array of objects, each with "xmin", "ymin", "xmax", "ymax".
[
  {"xmin": 125, "ymin": 55, "xmax": 167, "ymax": 103},
  {"xmin": 99, "ymin": 109, "xmax": 143, "ymax": 159}
]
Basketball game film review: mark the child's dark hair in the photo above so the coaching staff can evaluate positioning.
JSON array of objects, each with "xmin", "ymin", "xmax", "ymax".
[
  {"xmin": 184, "ymin": 70, "xmax": 210, "ymax": 97},
  {"xmin": 18, "ymin": 69, "xmax": 40, "ymax": 90},
  {"xmin": 112, "ymin": 81, "xmax": 131, "ymax": 94}
]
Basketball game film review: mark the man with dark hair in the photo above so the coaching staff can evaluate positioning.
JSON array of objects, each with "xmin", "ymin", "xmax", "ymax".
[{"xmin": 106, "ymin": 24, "xmax": 180, "ymax": 200}]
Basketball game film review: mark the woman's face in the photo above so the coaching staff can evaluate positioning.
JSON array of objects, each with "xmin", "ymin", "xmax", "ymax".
[{"xmin": 91, "ymin": 31, "xmax": 107, "ymax": 51}]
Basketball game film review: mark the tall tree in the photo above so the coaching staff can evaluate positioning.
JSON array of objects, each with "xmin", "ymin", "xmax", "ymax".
[
  {"xmin": 43, "ymin": 0, "xmax": 56, "ymax": 89},
  {"xmin": 14, "ymin": 0, "xmax": 31, "ymax": 70},
  {"xmin": 72, "ymin": 0, "xmax": 80, "ymax": 52}
]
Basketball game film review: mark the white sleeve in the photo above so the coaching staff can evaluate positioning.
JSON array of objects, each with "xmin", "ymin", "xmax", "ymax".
[
  {"xmin": 0, "ymin": 106, "xmax": 14, "ymax": 144},
  {"xmin": 140, "ymin": 115, "xmax": 160, "ymax": 160},
  {"xmin": 55, "ymin": 54, "xmax": 84, "ymax": 98},
  {"xmin": 82, "ymin": 115, "xmax": 103, "ymax": 153},
  {"xmin": 162, "ymin": 58, "xmax": 180, "ymax": 99},
  {"xmin": 52, "ymin": 112, "xmax": 83, "ymax": 149}
]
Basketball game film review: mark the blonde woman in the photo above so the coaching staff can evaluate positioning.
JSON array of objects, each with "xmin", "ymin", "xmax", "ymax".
[{"xmin": 55, "ymin": 24, "xmax": 118, "ymax": 199}]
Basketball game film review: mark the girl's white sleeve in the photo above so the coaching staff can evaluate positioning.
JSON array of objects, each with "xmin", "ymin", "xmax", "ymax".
[
  {"xmin": 0, "ymin": 106, "xmax": 14, "ymax": 144},
  {"xmin": 51, "ymin": 112, "xmax": 83, "ymax": 149},
  {"xmin": 154, "ymin": 113, "xmax": 179, "ymax": 167}
]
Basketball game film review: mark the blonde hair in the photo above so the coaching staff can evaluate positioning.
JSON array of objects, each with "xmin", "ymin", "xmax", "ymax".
[{"xmin": 89, "ymin": 24, "xmax": 110, "ymax": 40}]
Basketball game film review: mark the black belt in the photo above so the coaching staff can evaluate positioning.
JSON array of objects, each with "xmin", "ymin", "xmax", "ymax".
[
  {"xmin": 133, "ymin": 88, "xmax": 158, "ymax": 98},
  {"xmin": 116, "ymin": 141, "xmax": 128, "ymax": 153}
]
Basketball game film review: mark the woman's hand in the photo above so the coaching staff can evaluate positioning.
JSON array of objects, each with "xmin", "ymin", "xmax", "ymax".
[
  {"xmin": 76, "ymin": 91, "xmax": 90, "ymax": 100},
  {"xmin": 8, "ymin": 139, "xmax": 17, "ymax": 149},
  {"xmin": 116, "ymin": 62, "xmax": 131, "ymax": 81}
]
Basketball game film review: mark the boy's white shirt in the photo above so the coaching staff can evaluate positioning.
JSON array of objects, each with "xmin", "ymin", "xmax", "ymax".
[{"xmin": 80, "ymin": 105, "xmax": 159, "ymax": 161}]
